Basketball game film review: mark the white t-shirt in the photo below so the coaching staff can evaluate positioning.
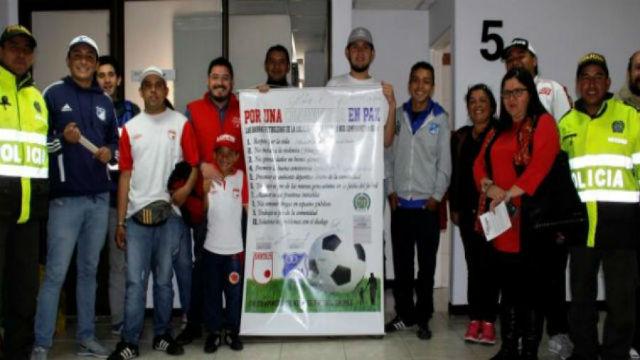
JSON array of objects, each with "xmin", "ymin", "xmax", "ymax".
[
  {"xmin": 119, "ymin": 109, "xmax": 199, "ymax": 217},
  {"xmin": 326, "ymin": 73, "xmax": 378, "ymax": 87},
  {"xmin": 535, "ymin": 76, "xmax": 572, "ymax": 122},
  {"xmin": 204, "ymin": 169, "xmax": 247, "ymax": 255}
]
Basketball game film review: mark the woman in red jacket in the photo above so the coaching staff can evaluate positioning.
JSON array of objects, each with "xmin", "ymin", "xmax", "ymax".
[{"xmin": 474, "ymin": 68, "xmax": 559, "ymax": 360}]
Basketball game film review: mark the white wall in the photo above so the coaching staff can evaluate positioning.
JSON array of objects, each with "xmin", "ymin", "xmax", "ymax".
[
  {"xmin": 229, "ymin": 15, "xmax": 291, "ymax": 90},
  {"xmin": 31, "ymin": 10, "xmax": 110, "ymax": 91},
  {"xmin": 124, "ymin": 0, "xmax": 221, "ymax": 108},
  {"xmin": 352, "ymin": 10, "xmax": 430, "ymax": 104},
  {"xmin": 450, "ymin": 0, "xmax": 640, "ymax": 306},
  {"xmin": 0, "ymin": 0, "xmax": 18, "ymax": 31},
  {"xmin": 330, "ymin": 0, "xmax": 352, "ymax": 78},
  {"xmin": 428, "ymin": 0, "xmax": 453, "ymax": 47}
]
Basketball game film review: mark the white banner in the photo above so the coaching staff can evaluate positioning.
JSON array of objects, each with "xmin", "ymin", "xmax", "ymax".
[{"xmin": 240, "ymin": 86, "xmax": 388, "ymax": 336}]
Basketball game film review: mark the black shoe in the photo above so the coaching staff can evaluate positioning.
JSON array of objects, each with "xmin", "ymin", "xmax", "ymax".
[
  {"xmin": 153, "ymin": 333, "xmax": 184, "ymax": 356},
  {"xmin": 175, "ymin": 324, "xmax": 202, "ymax": 345},
  {"xmin": 224, "ymin": 332, "xmax": 244, "ymax": 351},
  {"xmin": 384, "ymin": 316, "xmax": 415, "ymax": 333},
  {"xmin": 416, "ymin": 324, "xmax": 432, "ymax": 340},
  {"xmin": 108, "ymin": 341, "xmax": 139, "ymax": 360},
  {"xmin": 204, "ymin": 333, "xmax": 221, "ymax": 354}
]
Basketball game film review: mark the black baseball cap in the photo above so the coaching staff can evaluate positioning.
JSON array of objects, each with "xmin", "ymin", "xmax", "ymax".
[{"xmin": 0, "ymin": 24, "xmax": 37, "ymax": 48}]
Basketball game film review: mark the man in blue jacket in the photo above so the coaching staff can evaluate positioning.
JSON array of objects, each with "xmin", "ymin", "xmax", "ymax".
[{"xmin": 32, "ymin": 35, "xmax": 118, "ymax": 359}]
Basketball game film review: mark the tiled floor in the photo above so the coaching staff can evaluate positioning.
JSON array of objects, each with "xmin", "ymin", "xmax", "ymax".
[{"xmin": 45, "ymin": 289, "xmax": 564, "ymax": 360}]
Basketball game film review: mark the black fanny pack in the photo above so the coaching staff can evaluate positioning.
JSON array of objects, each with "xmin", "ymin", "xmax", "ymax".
[{"xmin": 132, "ymin": 200, "xmax": 173, "ymax": 226}]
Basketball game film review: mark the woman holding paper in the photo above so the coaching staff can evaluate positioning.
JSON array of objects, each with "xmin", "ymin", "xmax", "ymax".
[
  {"xmin": 450, "ymin": 84, "xmax": 499, "ymax": 345},
  {"xmin": 473, "ymin": 68, "xmax": 559, "ymax": 360}
]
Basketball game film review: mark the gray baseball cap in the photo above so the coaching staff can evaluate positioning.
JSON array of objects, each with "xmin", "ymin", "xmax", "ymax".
[{"xmin": 347, "ymin": 27, "xmax": 373, "ymax": 47}]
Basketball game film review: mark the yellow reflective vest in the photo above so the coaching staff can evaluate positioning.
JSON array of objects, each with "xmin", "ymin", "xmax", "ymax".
[
  {"xmin": 0, "ymin": 64, "xmax": 48, "ymax": 223},
  {"xmin": 558, "ymin": 97, "xmax": 640, "ymax": 247}
]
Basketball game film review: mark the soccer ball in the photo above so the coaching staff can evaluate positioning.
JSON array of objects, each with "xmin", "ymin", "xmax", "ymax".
[{"xmin": 307, "ymin": 234, "xmax": 367, "ymax": 293}]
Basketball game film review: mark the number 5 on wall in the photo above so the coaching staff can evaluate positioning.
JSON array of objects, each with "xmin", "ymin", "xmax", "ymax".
[{"xmin": 480, "ymin": 20, "xmax": 504, "ymax": 61}]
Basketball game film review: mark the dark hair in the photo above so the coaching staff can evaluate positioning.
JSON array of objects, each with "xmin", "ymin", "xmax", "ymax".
[
  {"xmin": 628, "ymin": 50, "xmax": 640, "ymax": 73},
  {"xmin": 409, "ymin": 61, "xmax": 435, "ymax": 84},
  {"xmin": 207, "ymin": 57, "xmax": 234, "ymax": 79},
  {"xmin": 465, "ymin": 83, "xmax": 497, "ymax": 118},
  {"xmin": 264, "ymin": 44, "xmax": 290, "ymax": 65},
  {"xmin": 97, "ymin": 55, "xmax": 121, "ymax": 77},
  {"xmin": 498, "ymin": 68, "xmax": 547, "ymax": 129}
]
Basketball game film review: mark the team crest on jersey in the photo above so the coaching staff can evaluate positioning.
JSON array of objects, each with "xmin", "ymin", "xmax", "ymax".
[
  {"xmin": 428, "ymin": 122, "xmax": 440, "ymax": 135},
  {"xmin": 168, "ymin": 129, "xmax": 176, "ymax": 140},
  {"xmin": 233, "ymin": 188, "xmax": 240, "ymax": 199},
  {"xmin": 612, "ymin": 121, "xmax": 624, "ymax": 133},
  {"xmin": 538, "ymin": 87, "xmax": 552, "ymax": 96},
  {"xmin": 232, "ymin": 116, "xmax": 241, "ymax": 128},
  {"xmin": 96, "ymin": 106, "xmax": 106, "ymax": 121}
]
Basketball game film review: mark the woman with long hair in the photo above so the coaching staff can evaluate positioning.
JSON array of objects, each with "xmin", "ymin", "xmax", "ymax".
[
  {"xmin": 474, "ymin": 68, "xmax": 560, "ymax": 360},
  {"xmin": 450, "ymin": 84, "xmax": 499, "ymax": 345}
]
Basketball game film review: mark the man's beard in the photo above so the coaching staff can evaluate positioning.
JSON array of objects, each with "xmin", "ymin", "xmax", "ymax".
[
  {"xmin": 350, "ymin": 62, "xmax": 370, "ymax": 74},
  {"xmin": 210, "ymin": 86, "xmax": 229, "ymax": 103},
  {"xmin": 629, "ymin": 77, "xmax": 640, "ymax": 97}
]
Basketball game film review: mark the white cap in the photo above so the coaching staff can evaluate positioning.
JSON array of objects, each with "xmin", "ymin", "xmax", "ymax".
[
  {"xmin": 347, "ymin": 27, "xmax": 373, "ymax": 47},
  {"xmin": 68, "ymin": 35, "xmax": 99, "ymax": 55},
  {"xmin": 140, "ymin": 65, "xmax": 165, "ymax": 82}
]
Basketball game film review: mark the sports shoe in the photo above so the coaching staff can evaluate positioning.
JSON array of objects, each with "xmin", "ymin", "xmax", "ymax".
[
  {"xmin": 384, "ymin": 316, "xmax": 415, "ymax": 333},
  {"xmin": 464, "ymin": 320, "xmax": 481, "ymax": 342},
  {"xmin": 107, "ymin": 341, "xmax": 138, "ymax": 360},
  {"xmin": 416, "ymin": 324, "xmax": 432, "ymax": 340},
  {"xmin": 630, "ymin": 347, "xmax": 640, "ymax": 360},
  {"xmin": 77, "ymin": 339, "xmax": 110, "ymax": 358},
  {"xmin": 478, "ymin": 321, "xmax": 496, "ymax": 345},
  {"xmin": 30, "ymin": 346, "xmax": 48, "ymax": 360},
  {"xmin": 204, "ymin": 333, "xmax": 221, "ymax": 354},
  {"xmin": 175, "ymin": 324, "xmax": 202, "ymax": 345},
  {"xmin": 153, "ymin": 333, "xmax": 184, "ymax": 356},
  {"xmin": 111, "ymin": 323, "xmax": 123, "ymax": 336},
  {"xmin": 224, "ymin": 332, "xmax": 244, "ymax": 351},
  {"xmin": 548, "ymin": 333, "xmax": 573, "ymax": 359}
]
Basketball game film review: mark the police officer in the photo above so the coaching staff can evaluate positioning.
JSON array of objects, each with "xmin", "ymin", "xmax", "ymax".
[
  {"xmin": 0, "ymin": 24, "xmax": 49, "ymax": 360},
  {"xmin": 560, "ymin": 53, "xmax": 640, "ymax": 360}
]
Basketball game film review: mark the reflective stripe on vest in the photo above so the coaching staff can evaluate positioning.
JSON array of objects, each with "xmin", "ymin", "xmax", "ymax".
[{"xmin": 0, "ymin": 128, "xmax": 48, "ymax": 178}]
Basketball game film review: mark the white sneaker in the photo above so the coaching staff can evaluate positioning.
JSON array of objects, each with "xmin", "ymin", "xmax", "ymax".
[
  {"xmin": 630, "ymin": 347, "xmax": 640, "ymax": 360},
  {"xmin": 30, "ymin": 346, "xmax": 48, "ymax": 360},
  {"xmin": 548, "ymin": 333, "xmax": 573, "ymax": 359},
  {"xmin": 77, "ymin": 339, "xmax": 109, "ymax": 358}
]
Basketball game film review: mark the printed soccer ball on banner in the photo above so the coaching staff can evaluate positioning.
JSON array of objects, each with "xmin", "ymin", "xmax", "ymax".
[{"xmin": 307, "ymin": 234, "xmax": 367, "ymax": 293}]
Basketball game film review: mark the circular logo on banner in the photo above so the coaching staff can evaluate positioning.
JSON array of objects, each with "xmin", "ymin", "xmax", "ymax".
[
  {"xmin": 353, "ymin": 193, "xmax": 371, "ymax": 211},
  {"xmin": 229, "ymin": 271, "xmax": 240, "ymax": 285}
]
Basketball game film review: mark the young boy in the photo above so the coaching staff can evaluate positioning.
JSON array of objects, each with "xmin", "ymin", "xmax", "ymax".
[{"xmin": 202, "ymin": 133, "xmax": 247, "ymax": 353}]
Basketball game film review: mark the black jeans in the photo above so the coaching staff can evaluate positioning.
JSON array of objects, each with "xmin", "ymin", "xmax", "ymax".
[
  {"xmin": 569, "ymin": 246, "xmax": 637, "ymax": 360},
  {"xmin": 390, "ymin": 207, "xmax": 440, "ymax": 327},
  {"xmin": 185, "ymin": 220, "xmax": 207, "ymax": 327},
  {"xmin": 540, "ymin": 237, "xmax": 569, "ymax": 336},
  {"xmin": 459, "ymin": 218, "xmax": 499, "ymax": 323},
  {"xmin": 0, "ymin": 219, "xmax": 41, "ymax": 360}
]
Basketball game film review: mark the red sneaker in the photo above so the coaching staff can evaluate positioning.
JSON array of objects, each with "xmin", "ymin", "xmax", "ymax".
[
  {"xmin": 464, "ymin": 320, "xmax": 481, "ymax": 342},
  {"xmin": 478, "ymin": 321, "xmax": 496, "ymax": 345}
]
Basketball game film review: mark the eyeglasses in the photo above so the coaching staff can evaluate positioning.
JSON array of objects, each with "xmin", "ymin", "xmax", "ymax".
[{"xmin": 501, "ymin": 88, "xmax": 528, "ymax": 99}]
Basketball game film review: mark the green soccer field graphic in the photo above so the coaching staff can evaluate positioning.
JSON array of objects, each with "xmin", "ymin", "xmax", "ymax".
[{"xmin": 244, "ymin": 277, "xmax": 382, "ymax": 313}]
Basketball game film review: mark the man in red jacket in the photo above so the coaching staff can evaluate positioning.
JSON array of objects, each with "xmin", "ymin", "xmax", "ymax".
[{"xmin": 177, "ymin": 57, "xmax": 243, "ymax": 345}]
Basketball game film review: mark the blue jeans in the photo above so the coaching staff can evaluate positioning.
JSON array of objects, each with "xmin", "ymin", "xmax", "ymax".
[
  {"xmin": 122, "ymin": 214, "xmax": 182, "ymax": 345},
  {"xmin": 34, "ymin": 193, "xmax": 109, "ymax": 348},
  {"xmin": 173, "ymin": 221, "xmax": 192, "ymax": 315},
  {"xmin": 203, "ymin": 250, "xmax": 243, "ymax": 333}
]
